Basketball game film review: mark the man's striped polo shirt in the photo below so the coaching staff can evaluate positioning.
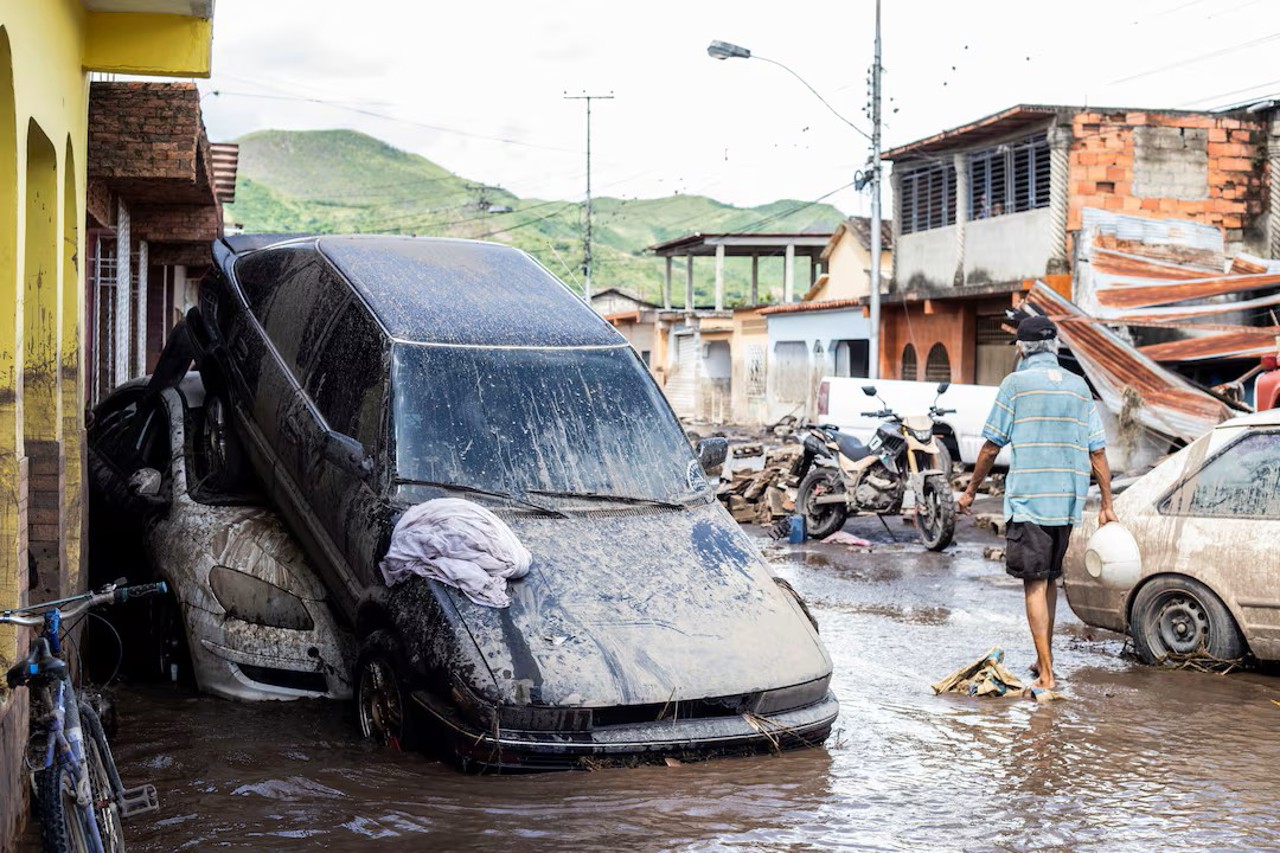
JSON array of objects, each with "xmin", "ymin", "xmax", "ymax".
[{"xmin": 981, "ymin": 351, "xmax": 1106, "ymax": 527}]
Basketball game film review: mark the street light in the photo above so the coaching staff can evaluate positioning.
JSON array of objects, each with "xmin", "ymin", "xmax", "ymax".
[{"xmin": 706, "ymin": 8, "xmax": 884, "ymax": 381}]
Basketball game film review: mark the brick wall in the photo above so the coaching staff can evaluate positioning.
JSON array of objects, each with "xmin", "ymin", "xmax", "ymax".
[
  {"xmin": 130, "ymin": 203, "xmax": 221, "ymax": 244},
  {"xmin": 88, "ymin": 82, "xmax": 202, "ymax": 184},
  {"xmin": 0, "ymin": 691, "xmax": 30, "ymax": 848},
  {"xmin": 880, "ymin": 302, "xmax": 977, "ymax": 384},
  {"xmin": 1068, "ymin": 111, "xmax": 1267, "ymax": 250}
]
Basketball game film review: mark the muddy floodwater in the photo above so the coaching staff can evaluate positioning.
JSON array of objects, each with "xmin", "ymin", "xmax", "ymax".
[{"xmin": 97, "ymin": 514, "xmax": 1280, "ymax": 851}]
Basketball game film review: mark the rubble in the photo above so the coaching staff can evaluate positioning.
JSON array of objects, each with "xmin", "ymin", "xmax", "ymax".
[{"xmin": 717, "ymin": 445, "xmax": 800, "ymax": 525}]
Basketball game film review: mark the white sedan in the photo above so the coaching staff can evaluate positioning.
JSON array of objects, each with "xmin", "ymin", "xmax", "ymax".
[
  {"xmin": 88, "ymin": 374, "xmax": 354, "ymax": 700},
  {"xmin": 1064, "ymin": 408, "xmax": 1280, "ymax": 665}
]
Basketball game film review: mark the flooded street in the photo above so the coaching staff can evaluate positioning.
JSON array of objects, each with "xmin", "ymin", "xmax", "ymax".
[{"xmin": 102, "ymin": 513, "xmax": 1280, "ymax": 852}]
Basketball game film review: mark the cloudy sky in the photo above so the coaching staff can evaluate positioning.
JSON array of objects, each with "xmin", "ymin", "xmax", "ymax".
[{"xmin": 198, "ymin": 0, "xmax": 1279, "ymax": 216}]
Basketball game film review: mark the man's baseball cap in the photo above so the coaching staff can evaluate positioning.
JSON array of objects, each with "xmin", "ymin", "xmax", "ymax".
[{"xmin": 1016, "ymin": 315, "xmax": 1058, "ymax": 341}]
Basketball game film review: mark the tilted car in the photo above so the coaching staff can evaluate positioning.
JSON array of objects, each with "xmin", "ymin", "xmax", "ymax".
[
  {"xmin": 189, "ymin": 233, "xmax": 837, "ymax": 769},
  {"xmin": 1064, "ymin": 409, "xmax": 1280, "ymax": 665},
  {"xmin": 87, "ymin": 373, "xmax": 353, "ymax": 700}
]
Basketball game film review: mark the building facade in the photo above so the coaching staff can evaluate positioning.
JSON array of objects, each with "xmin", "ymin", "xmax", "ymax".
[
  {"xmin": 0, "ymin": 2, "xmax": 213, "ymax": 844},
  {"xmin": 884, "ymin": 104, "xmax": 1273, "ymax": 384}
]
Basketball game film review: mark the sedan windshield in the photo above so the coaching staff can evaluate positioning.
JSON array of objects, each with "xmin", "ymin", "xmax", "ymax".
[{"xmin": 391, "ymin": 344, "xmax": 706, "ymax": 503}]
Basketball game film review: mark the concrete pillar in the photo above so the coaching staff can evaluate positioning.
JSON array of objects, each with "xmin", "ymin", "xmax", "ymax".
[
  {"xmin": 750, "ymin": 255, "xmax": 759, "ymax": 305},
  {"xmin": 714, "ymin": 244, "xmax": 725, "ymax": 311},
  {"xmin": 663, "ymin": 256, "xmax": 672, "ymax": 310},
  {"xmin": 114, "ymin": 198, "xmax": 130, "ymax": 391},
  {"xmin": 684, "ymin": 255, "xmax": 694, "ymax": 311},
  {"xmin": 134, "ymin": 240, "xmax": 147, "ymax": 378},
  {"xmin": 23, "ymin": 125, "xmax": 63, "ymax": 606},
  {"xmin": 60, "ymin": 141, "xmax": 84, "ymax": 598},
  {"xmin": 1268, "ymin": 116, "xmax": 1280, "ymax": 260},
  {"xmin": 784, "ymin": 244, "xmax": 795, "ymax": 302},
  {"xmin": 1047, "ymin": 121, "xmax": 1072, "ymax": 276},
  {"xmin": 953, "ymin": 153, "xmax": 968, "ymax": 288}
]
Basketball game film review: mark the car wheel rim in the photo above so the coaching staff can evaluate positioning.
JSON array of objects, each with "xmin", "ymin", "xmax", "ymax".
[
  {"xmin": 1154, "ymin": 593, "xmax": 1209, "ymax": 655},
  {"xmin": 206, "ymin": 398, "xmax": 228, "ymax": 472},
  {"xmin": 359, "ymin": 658, "xmax": 403, "ymax": 750}
]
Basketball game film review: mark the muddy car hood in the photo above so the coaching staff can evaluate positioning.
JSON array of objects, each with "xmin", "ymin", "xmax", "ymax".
[{"xmin": 436, "ymin": 501, "xmax": 832, "ymax": 708}]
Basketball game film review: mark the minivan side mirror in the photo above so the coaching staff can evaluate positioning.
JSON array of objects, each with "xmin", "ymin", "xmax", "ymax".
[
  {"xmin": 322, "ymin": 430, "xmax": 373, "ymax": 480},
  {"xmin": 696, "ymin": 437, "xmax": 728, "ymax": 475},
  {"xmin": 861, "ymin": 385, "xmax": 878, "ymax": 397},
  {"xmin": 937, "ymin": 381, "xmax": 950, "ymax": 394}
]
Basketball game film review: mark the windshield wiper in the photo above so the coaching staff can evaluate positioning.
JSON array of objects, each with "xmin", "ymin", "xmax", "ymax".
[
  {"xmin": 527, "ymin": 489, "xmax": 685, "ymax": 510},
  {"xmin": 394, "ymin": 479, "xmax": 569, "ymax": 518}
]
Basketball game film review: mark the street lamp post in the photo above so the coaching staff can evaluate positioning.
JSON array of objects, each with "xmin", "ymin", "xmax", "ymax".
[{"xmin": 707, "ymin": 7, "xmax": 883, "ymax": 379}]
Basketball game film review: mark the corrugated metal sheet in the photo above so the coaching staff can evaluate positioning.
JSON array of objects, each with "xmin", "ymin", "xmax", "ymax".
[
  {"xmin": 1138, "ymin": 328, "xmax": 1280, "ymax": 362},
  {"xmin": 1025, "ymin": 282, "xmax": 1234, "ymax": 442},
  {"xmin": 210, "ymin": 142, "xmax": 239, "ymax": 204}
]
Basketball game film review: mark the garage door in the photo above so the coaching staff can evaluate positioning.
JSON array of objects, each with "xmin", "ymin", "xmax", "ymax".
[{"xmin": 664, "ymin": 334, "xmax": 697, "ymax": 417}]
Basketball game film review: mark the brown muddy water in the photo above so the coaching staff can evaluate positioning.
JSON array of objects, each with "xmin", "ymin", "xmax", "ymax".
[{"xmin": 94, "ymin": 516, "xmax": 1280, "ymax": 852}]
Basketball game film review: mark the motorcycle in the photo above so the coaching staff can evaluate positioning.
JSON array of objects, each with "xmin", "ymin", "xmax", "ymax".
[{"xmin": 792, "ymin": 382, "xmax": 957, "ymax": 551}]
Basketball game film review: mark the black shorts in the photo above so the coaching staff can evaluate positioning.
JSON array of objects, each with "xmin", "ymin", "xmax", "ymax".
[{"xmin": 1005, "ymin": 521, "xmax": 1072, "ymax": 581}]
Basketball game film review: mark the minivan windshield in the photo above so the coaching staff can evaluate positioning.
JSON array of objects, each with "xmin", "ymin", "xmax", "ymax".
[{"xmin": 391, "ymin": 344, "xmax": 707, "ymax": 504}]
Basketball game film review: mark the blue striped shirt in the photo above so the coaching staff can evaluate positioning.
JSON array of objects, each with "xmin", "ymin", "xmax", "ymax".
[{"xmin": 981, "ymin": 352, "xmax": 1106, "ymax": 526}]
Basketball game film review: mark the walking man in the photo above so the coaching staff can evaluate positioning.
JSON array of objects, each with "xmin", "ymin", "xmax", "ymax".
[{"xmin": 957, "ymin": 316, "xmax": 1117, "ymax": 691}]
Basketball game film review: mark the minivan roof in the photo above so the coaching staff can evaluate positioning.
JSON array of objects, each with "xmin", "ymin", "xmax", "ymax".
[
  {"xmin": 1217, "ymin": 407, "xmax": 1280, "ymax": 429},
  {"xmin": 248, "ymin": 235, "xmax": 624, "ymax": 348}
]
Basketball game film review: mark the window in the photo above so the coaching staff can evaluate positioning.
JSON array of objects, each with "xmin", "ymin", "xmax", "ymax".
[
  {"xmin": 970, "ymin": 133, "xmax": 1050, "ymax": 220},
  {"xmin": 237, "ymin": 249, "xmax": 351, "ymax": 378},
  {"xmin": 900, "ymin": 161, "xmax": 956, "ymax": 234},
  {"xmin": 925, "ymin": 343, "xmax": 951, "ymax": 382},
  {"xmin": 901, "ymin": 343, "xmax": 918, "ymax": 381},
  {"xmin": 306, "ymin": 303, "xmax": 386, "ymax": 448},
  {"xmin": 1161, "ymin": 432, "xmax": 1280, "ymax": 520}
]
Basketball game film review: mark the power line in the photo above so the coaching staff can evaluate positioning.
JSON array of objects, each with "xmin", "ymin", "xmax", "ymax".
[
  {"xmin": 1109, "ymin": 30, "xmax": 1280, "ymax": 85},
  {"xmin": 204, "ymin": 89, "xmax": 577, "ymax": 152}
]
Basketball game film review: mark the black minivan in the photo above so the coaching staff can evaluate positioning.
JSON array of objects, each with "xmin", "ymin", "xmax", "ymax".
[{"xmin": 190, "ymin": 234, "xmax": 837, "ymax": 769}]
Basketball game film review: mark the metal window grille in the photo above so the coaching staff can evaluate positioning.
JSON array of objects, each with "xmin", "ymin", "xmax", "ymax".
[
  {"xmin": 901, "ymin": 343, "xmax": 918, "ymax": 381},
  {"xmin": 91, "ymin": 235, "xmax": 118, "ymax": 406},
  {"xmin": 925, "ymin": 343, "xmax": 952, "ymax": 383},
  {"xmin": 969, "ymin": 133, "xmax": 1049, "ymax": 220},
  {"xmin": 900, "ymin": 161, "xmax": 956, "ymax": 235},
  {"xmin": 975, "ymin": 314, "xmax": 1011, "ymax": 345},
  {"xmin": 745, "ymin": 344, "xmax": 766, "ymax": 399}
]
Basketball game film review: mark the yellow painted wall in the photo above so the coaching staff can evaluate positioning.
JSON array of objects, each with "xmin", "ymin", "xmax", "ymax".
[
  {"xmin": 824, "ymin": 228, "xmax": 894, "ymax": 302},
  {"xmin": 0, "ymin": 0, "xmax": 213, "ymax": 656}
]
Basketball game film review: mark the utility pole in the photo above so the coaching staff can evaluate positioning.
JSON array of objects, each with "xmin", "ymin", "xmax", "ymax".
[
  {"xmin": 868, "ymin": 0, "xmax": 883, "ymax": 380},
  {"xmin": 563, "ymin": 91, "xmax": 613, "ymax": 301}
]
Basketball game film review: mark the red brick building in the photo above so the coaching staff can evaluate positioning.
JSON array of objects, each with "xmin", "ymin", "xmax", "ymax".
[
  {"xmin": 83, "ymin": 81, "xmax": 235, "ymax": 406},
  {"xmin": 882, "ymin": 104, "xmax": 1275, "ymax": 385}
]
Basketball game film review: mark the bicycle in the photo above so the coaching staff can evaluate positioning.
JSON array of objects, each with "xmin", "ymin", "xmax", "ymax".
[{"xmin": 2, "ymin": 581, "xmax": 166, "ymax": 852}]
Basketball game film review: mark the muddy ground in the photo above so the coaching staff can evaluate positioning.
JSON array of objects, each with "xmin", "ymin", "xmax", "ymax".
[{"xmin": 53, "ymin": 507, "xmax": 1280, "ymax": 852}]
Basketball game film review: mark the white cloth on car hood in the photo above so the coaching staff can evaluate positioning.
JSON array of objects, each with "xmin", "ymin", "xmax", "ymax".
[{"xmin": 379, "ymin": 498, "xmax": 532, "ymax": 608}]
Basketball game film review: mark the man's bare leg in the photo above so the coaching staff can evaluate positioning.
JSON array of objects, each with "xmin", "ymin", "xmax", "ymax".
[
  {"xmin": 1024, "ymin": 578, "xmax": 1055, "ymax": 690},
  {"xmin": 1031, "ymin": 579, "xmax": 1059, "ymax": 680}
]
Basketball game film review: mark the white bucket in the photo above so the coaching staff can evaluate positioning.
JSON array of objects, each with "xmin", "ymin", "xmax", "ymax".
[{"xmin": 1084, "ymin": 522, "xmax": 1142, "ymax": 589}]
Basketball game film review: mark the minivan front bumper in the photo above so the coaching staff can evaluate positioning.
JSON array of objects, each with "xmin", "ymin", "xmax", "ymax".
[{"xmin": 412, "ymin": 689, "xmax": 840, "ymax": 771}]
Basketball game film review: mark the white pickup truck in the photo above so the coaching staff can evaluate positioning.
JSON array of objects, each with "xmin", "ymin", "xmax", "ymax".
[{"xmin": 815, "ymin": 376, "xmax": 1011, "ymax": 467}]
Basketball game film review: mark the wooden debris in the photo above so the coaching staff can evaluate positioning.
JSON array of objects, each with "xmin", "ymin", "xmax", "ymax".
[
  {"xmin": 717, "ymin": 446, "xmax": 803, "ymax": 526},
  {"xmin": 973, "ymin": 514, "xmax": 1007, "ymax": 537},
  {"xmin": 731, "ymin": 442, "xmax": 764, "ymax": 459}
]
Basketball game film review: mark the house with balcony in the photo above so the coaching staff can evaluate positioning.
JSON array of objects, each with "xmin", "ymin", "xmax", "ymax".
[{"xmin": 882, "ymin": 104, "xmax": 1275, "ymax": 385}]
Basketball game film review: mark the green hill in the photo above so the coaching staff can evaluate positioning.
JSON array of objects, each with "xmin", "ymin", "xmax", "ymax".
[{"xmin": 224, "ymin": 129, "xmax": 847, "ymax": 305}]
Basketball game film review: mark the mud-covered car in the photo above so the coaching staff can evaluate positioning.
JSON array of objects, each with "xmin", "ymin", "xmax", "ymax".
[
  {"xmin": 1064, "ymin": 409, "xmax": 1280, "ymax": 666},
  {"xmin": 189, "ymin": 233, "xmax": 837, "ymax": 770},
  {"xmin": 88, "ymin": 373, "xmax": 353, "ymax": 700}
]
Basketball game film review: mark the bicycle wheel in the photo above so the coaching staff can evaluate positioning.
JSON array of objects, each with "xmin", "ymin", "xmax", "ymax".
[
  {"xmin": 35, "ymin": 761, "xmax": 95, "ymax": 853},
  {"xmin": 85, "ymin": 734, "xmax": 126, "ymax": 852},
  {"xmin": 80, "ymin": 702, "xmax": 126, "ymax": 852}
]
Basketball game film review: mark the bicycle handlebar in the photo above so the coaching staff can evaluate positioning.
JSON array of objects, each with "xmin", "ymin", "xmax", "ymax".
[{"xmin": 0, "ymin": 580, "xmax": 168, "ymax": 626}]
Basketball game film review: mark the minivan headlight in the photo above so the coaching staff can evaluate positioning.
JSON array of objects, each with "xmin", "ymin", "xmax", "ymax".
[{"xmin": 209, "ymin": 565, "xmax": 314, "ymax": 631}]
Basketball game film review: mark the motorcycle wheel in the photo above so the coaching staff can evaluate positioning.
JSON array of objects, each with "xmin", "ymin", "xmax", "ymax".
[
  {"xmin": 797, "ymin": 468, "xmax": 849, "ymax": 540},
  {"xmin": 916, "ymin": 473, "xmax": 956, "ymax": 551}
]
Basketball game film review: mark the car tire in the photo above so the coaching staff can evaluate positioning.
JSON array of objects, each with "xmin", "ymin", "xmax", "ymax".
[
  {"xmin": 797, "ymin": 468, "xmax": 848, "ymax": 540},
  {"xmin": 356, "ymin": 630, "xmax": 419, "ymax": 752},
  {"xmin": 1130, "ymin": 576, "xmax": 1246, "ymax": 666},
  {"xmin": 202, "ymin": 390, "xmax": 248, "ymax": 492}
]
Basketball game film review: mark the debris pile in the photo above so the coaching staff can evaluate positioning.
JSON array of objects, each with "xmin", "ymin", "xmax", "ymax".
[
  {"xmin": 952, "ymin": 471, "xmax": 1005, "ymax": 497},
  {"xmin": 717, "ymin": 446, "xmax": 801, "ymax": 525}
]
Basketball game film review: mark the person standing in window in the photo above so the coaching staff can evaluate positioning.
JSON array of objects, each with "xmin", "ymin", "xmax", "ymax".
[{"xmin": 957, "ymin": 316, "xmax": 1117, "ymax": 692}]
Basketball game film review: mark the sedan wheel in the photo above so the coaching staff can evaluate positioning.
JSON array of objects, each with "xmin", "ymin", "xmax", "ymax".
[
  {"xmin": 1131, "ymin": 576, "xmax": 1246, "ymax": 666},
  {"xmin": 355, "ymin": 630, "xmax": 416, "ymax": 751}
]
